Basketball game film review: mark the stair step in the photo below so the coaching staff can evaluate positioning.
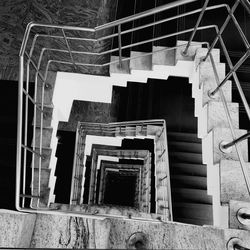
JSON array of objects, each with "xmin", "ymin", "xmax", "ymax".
[
  {"xmin": 152, "ymin": 46, "xmax": 176, "ymax": 66},
  {"xmin": 33, "ymin": 104, "xmax": 53, "ymax": 128},
  {"xmin": 174, "ymin": 217, "xmax": 212, "ymax": 226},
  {"xmin": 167, "ymin": 132, "xmax": 201, "ymax": 143},
  {"xmin": 32, "ymin": 168, "xmax": 51, "ymax": 189},
  {"xmin": 33, "ymin": 127, "xmax": 53, "ymax": 148},
  {"xmin": 169, "ymin": 152, "xmax": 202, "ymax": 164},
  {"xmin": 37, "ymin": 71, "xmax": 56, "ymax": 105},
  {"xmin": 171, "ymin": 175, "xmax": 207, "ymax": 189},
  {"xmin": 31, "ymin": 187, "xmax": 50, "ymax": 207},
  {"xmin": 110, "ymin": 56, "xmax": 130, "ymax": 75},
  {"xmin": 130, "ymin": 51, "xmax": 152, "ymax": 71},
  {"xmin": 173, "ymin": 202, "xmax": 213, "ymax": 222},
  {"xmin": 170, "ymin": 163, "xmax": 207, "ymax": 177},
  {"xmin": 172, "ymin": 188, "xmax": 212, "ymax": 204},
  {"xmin": 168, "ymin": 141, "xmax": 202, "ymax": 154}
]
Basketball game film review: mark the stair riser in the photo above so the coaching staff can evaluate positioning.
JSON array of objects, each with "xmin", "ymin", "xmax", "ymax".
[
  {"xmin": 198, "ymin": 102, "xmax": 239, "ymax": 138},
  {"xmin": 171, "ymin": 176, "xmax": 207, "ymax": 190},
  {"xmin": 173, "ymin": 205, "xmax": 213, "ymax": 221},
  {"xmin": 168, "ymin": 142, "xmax": 202, "ymax": 154},
  {"xmin": 32, "ymin": 128, "xmax": 53, "ymax": 148},
  {"xmin": 169, "ymin": 152, "xmax": 202, "ymax": 164},
  {"xmin": 33, "ymin": 148, "xmax": 52, "ymax": 169},
  {"xmin": 33, "ymin": 108, "xmax": 53, "ymax": 128},
  {"xmin": 36, "ymin": 72, "xmax": 56, "ymax": 105},
  {"xmin": 170, "ymin": 165, "xmax": 207, "ymax": 177},
  {"xmin": 32, "ymin": 169, "xmax": 50, "ymax": 189},
  {"xmin": 172, "ymin": 189, "xmax": 212, "ymax": 204},
  {"xmin": 30, "ymin": 188, "xmax": 50, "ymax": 208},
  {"xmin": 220, "ymin": 160, "xmax": 250, "ymax": 204},
  {"xmin": 199, "ymin": 62, "xmax": 232, "ymax": 107}
]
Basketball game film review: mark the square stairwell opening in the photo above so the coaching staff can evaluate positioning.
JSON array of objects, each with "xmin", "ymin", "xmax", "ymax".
[{"xmin": 103, "ymin": 171, "xmax": 138, "ymax": 207}]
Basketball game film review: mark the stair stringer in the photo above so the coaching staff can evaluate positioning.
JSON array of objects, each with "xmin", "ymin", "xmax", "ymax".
[
  {"xmin": 33, "ymin": 41, "xmax": 250, "ymax": 227},
  {"xmin": 187, "ymin": 46, "xmax": 250, "ymax": 228}
]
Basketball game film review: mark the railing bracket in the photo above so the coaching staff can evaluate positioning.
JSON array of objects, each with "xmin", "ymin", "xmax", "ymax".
[
  {"xmin": 219, "ymin": 141, "xmax": 233, "ymax": 154},
  {"xmin": 207, "ymin": 89, "xmax": 218, "ymax": 100},
  {"xmin": 237, "ymin": 207, "xmax": 250, "ymax": 226}
]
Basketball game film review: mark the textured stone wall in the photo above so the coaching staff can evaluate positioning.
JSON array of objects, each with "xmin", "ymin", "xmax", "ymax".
[
  {"xmin": 1, "ymin": 210, "xmax": 250, "ymax": 249},
  {"xmin": 29, "ymin": 213, "xmax": 250, "ymax": 249},
  {"xmin": 0, "ymin": 210, "xmax": 36, "ymax": 248},
  {"xmin": 0, "ymin": 0, "xmax": 117, "ymax": 80}
]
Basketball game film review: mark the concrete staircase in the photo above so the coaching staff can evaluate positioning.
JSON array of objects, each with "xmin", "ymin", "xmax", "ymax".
[
  {"xmin": 107, "ymin": 39, "xmax": 250, "ymax": 229},
  {"xmin": 24, "ymin": 39, "xmax": 250, "ymax": 233},
  {"xmin": 69, "ymin": 120, "xmax": 170, "ymax": 221},
  {"xmin": 168, "ymin": 131, "xmax": 213, "ymax": 225}
]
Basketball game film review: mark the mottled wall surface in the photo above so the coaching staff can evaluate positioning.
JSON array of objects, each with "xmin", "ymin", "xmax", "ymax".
[
  {"xmin": 0, "ymin": 0, "xmax": 117, "ymax": 80},
  {"xmin": 29, "ymin": 213, "xmax": 250, "ymax": 249}
]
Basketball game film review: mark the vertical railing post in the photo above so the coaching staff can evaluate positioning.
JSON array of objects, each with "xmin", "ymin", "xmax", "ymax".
[
  {"xmin": 118, "ymin": 24, "xmax": 123, "ymax": 68},
  {"xmin": 61, "ymin": 29, "xmax": 78, "ymax": 71},
  {"xmin": 16, "ymin": 56, "xmax": 24, "ymax": 210},
  {"xmin": 182, "ymin": 0, "xmax": 210, "ymax": 56},
  {"xmin": 22, "ymin": 63, "xmax": 30, "ymax": 207}
]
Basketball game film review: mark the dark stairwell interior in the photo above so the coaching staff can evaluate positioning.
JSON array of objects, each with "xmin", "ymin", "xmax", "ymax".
[{"xmin": 112, "ymin": 76, "xmax": 212, "ymax": 225}]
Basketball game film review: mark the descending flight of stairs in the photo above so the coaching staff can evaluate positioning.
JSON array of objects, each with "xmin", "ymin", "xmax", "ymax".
[
  {"xmin": 167, "ymin": 131, "xmax": 213, "ymax": 225},
  {"xmin": 14, "ymin": 38, "xmax": 249, "ymax": 230}
]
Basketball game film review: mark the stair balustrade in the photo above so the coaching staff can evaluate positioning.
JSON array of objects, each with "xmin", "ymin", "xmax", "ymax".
[{"xmin": 16, "ymin": 0, "xmax": 250, "ymax": 225}]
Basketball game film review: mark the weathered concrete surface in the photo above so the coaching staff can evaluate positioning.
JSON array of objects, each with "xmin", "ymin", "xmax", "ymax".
[
  {"xmin": 220, "ymin": 160, "xmax": 250, "ymax": 204},
  {"xmin": 30, "ymin": 214, "xmax": 110, "ymax": 248},
  {"xmin": 229, "ymin": 200, "xmax": 250, "ymax": 230},
  {"xmin": 0, "ymin": 210, "xmax": 36, "ymax": 248},
  {"xmin": 107, "ymin": 219, "xmax": 226, "ymax": 249},
  {"xmin": 1, "ymin": 210, "xmax": 249, "ymax": 249},
  {"xmin": 0, "ymin": 0, "xmax": 118, "ymax": 81},
  {"xmin": 29, "ymin": 213, "xmax": 250, "ymax": 249}
]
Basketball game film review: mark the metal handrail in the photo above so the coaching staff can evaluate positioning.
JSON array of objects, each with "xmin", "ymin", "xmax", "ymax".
[
  {"xmin": 209, "ymin": 51, "xmax": 250, "ymax": 195},
  {"xmin": 16, "ymin": 0, "xmax": 250, "ymax": 219},
  {"xmin": 221, "ymin": 132, "xmax": 250, "ymax": 150}
]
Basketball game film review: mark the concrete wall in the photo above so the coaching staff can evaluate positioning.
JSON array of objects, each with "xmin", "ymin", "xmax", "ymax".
[{"xmin": 1, "ymin": 210, "xmax": 250, "ymax": 249}]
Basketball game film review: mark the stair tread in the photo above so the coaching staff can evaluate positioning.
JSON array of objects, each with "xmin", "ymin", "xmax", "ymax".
[
  {"xmin": 174, "ymin": 217, "xmax": 212, "ymax": 226},
  {"xmin": 170, "ymin": 162, "xmax": 207, "ymax": 177},
  {"xmin": 171, "ymin": 175, "xmax": 207, "ymax": 189},
  {"xmin": 169, "ymin": 151, "xmax": 202, "ymax": 164},
  {"xmin": 167, "ymin": 132, "xmax": 200, "ymax": 143},
  {"xmin": 172, "ymin": 187, "xmax": 212, "ymax": 204},
  {"xmin": 168, "ymin": 141, "xmax": 202, "ymax": 153},
  {"xmin": 173, "ymin": 202, "xmax": 212, "ymax": 209}
]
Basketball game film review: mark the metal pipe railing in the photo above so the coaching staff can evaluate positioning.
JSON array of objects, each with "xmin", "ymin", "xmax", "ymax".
[
  {"xmin": 221, "ymin": 132, "xmax": 250, "ymax": 150},
  {"xmin": 209, "ymin": 52, "xmax": 250, "ymax": 195},
  {"xmin": 182, "ymin": 0, "xmax": 210, "ymax": 55},
  {"xmin": 95, "ymin": 0, "xmax": 199, "ymax": 31},
  {"xmin": 215, "ymin": 31, "xmax": 250, "ymax": 126},
  {"xmin": 16, "ymin": 0, "xmax": 250, "ymax": 219},
  {"xmin": 240, "ymin": 0, "xmax": 250, "ymax": 15},
  {"xmin": 203, "ymin": 0, "xmax": 240, "ymax": 62},
  {"xmin": 210, "ymin": 48, "xmax": 250, "ymax": 96}
]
